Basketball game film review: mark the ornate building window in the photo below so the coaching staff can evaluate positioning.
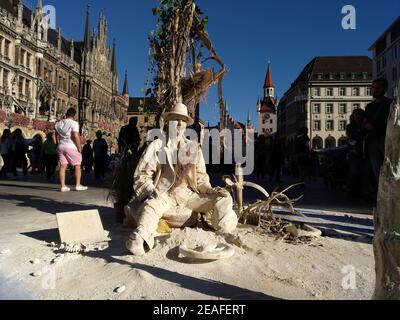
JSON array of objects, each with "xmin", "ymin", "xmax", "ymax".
[
  {"xmin": 312, "ymin": 104, "xmax": 321, "ymax": 114},
  {"xmin": 26, "ymin": 53, "xmax": 32, "ymax": 70},
  {"xmin": 326, "ymin": 103, "xmax": 334, "ymax": 114},
  {"xmin": 3, "ymin": 69, "xmax": 9, "ymax": 90},
  {"xmin": 339, "ymin": 87, "xmax": 346, "ymax": 96},
  {"xmin": 326, "ymin": 120, "xmax": 334, "ymax": 131},
  {"xmin": 44, "ymin": 64, "xmax": 48, "ymax": 81},
  {"xmin": 313, "ymin": 120, "xmax": 321, "ymax": 131},
  {"xmin": 339, "ymin": 120, "xmax": 347, "ymax": 131},
  {"xmin": 25, "ymin": 80, "xmax": 31, "ymax": 99},
  {"xmin": 326, "ymin": 88, "xmax": 334, "ymax": 96},
  {"xmin": 352, "ymin": 87, "xmax": 360, "ymax": 96},
  {"xmin": 4, "ymin": 40, "xmax": 10, "ymax": 58},
  {"xmin": 49, "ymin": 66, "xmax": 54, "ymax": 83},
  {"xmin": 58, "ymin": 74, "xmax": 62, "ymax": 90},
  {"xmin": 339, "ymin": 103, "xmax": 347, "ymax": 114},
  {"xmin": 18, "ymin": 77, "xmax": 24, "ymax": 96},
  {"xmin": 313, "ymin": 88, "xmax": 321, "ymax": 96},
  {"xmin": 20, "ymin": 49, "xmax": 25, "ymax": 66}
]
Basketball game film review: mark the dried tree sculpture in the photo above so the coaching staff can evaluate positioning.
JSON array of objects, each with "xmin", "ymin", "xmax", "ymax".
[{"xmin": 148, "ymin": 0, "xmax": 227, "ymax": 127}]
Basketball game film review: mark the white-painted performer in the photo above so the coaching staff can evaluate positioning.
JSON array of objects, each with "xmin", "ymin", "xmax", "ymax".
[{"xmin": 125, "ymin": 103, "xmax": 238, "ymax": 256}]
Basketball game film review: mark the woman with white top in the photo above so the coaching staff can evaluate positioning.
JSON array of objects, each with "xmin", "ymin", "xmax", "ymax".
[{"xmin": 55, "ymin": 107, "xmax": 88, "ymax": 192}]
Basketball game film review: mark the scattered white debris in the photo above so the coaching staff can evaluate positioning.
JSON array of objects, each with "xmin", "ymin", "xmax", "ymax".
[
  {"xmin": 50, "ymin": 242, "xmax": 56, "ymax": 247},
  {"xmin": 114, "ymin": 286, "xmax": 126, "ymax": 294},
  {"xmin": 30, "ymin": 271, "xmax": 42, "ymax": 277},
  {"xmin": 59, "ymin": 243, "xmax": 65, "ymax": 250},
  {"xmin": 0, "ymin": 249, "xmax": 11, "ymax": 255},
  {"xmin": 65, "ymin": 243, "xmax": 86, "ymax": 253},
  {"xmin": 51, "ymin": 255, "xmax": 64, "ymax": 265}
]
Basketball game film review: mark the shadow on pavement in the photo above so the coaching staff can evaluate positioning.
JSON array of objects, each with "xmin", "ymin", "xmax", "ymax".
[
  {"xmin": 21, "ymin": 228, "xmax": 60, "ymax": 243},
  {"xmin": 0, "ymin": 193, "xmax": 113, "ymax": 216}
]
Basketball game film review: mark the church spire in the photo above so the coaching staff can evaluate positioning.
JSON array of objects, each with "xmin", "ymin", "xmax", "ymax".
[
  {"xmin": 263, "ymin": 62, "xmax": 274, "ymax": 88},
  {"xmin": 122, "ymin": 71, "xmax": 129, "ymax": 96},
  {"xmin": 263, "ymin": 62, "xmax": 275, "ymax": 98},
  {"xmin": 83, "ymin": 6, "xmax": 91, "ymax": 52}
]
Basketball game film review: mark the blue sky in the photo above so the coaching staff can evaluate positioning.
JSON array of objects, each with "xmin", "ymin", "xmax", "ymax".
[{"xmin": 33, "ymin": 0, "xmax": 400, "ymax": 126}]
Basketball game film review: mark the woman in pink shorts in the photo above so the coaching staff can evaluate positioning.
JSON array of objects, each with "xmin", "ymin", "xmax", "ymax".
[{"xmin": 55, "ymin": 108, "xmax": 88, "ymax": 192}]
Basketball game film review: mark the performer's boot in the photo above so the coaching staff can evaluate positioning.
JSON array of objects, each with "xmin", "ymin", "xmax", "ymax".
[{"xmin": 126, "ymin": 232, "xmax": 146, "ymax": 256}]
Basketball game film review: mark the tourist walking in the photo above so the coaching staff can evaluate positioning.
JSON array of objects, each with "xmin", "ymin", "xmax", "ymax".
[
  {"xmin": 93, "ymin": 131, "xmax": 108, "ymax": 179},
  {"xmin": 42, "ymin": 132, "xmax": 58, "ymax": 180},
  {"xmin": 346, "ymin": 108, "xmax": 366, "ymax": 198},
  {"xmin": 82, "ymin": 140, "xmax": 93, "ymax": 173},
  {"xmin": 11, "ymin": 129, "xmax": 36, "ymax": 178},
  {"xmin": 30, "ymin": 135, "xmax": 43, "ymax": 173},
  {"xmin": 0, "ymin": 129, "xmax": 12, "ymax": 178},
  {"xmin": 55, "ymin": 107, "xmax": 88, "ymax": 192}
]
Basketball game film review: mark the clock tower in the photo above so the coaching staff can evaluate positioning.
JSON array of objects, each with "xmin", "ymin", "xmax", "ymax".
[{"xmin": 257, "ymin": 63, "xmax": 278, "ymax": 136}]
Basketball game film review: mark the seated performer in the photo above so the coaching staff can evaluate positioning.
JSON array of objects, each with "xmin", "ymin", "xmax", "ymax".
[{"xmin": 125, "ymin": 102, "xmax": 238, "ymax": 256}]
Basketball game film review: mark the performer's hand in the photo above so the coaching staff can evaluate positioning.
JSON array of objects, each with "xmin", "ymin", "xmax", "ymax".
[{"xmin": 209, "ymin": 187, "xmax": 230, "ymax": 198}]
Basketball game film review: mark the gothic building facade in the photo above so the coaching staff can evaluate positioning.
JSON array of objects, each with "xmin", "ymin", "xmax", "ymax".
[{"xmin": 0, "ymin": 0, "xmax": 128, "ymax": 141}]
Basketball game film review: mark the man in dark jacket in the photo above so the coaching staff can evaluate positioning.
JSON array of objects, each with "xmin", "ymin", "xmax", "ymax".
[
  {"xmin": 364, "ymin": 78, "xmax": 392, "ymax": 186},
  {"xmin": 118, "ymin": 117, "xmax": 140, "ymax": 154}
]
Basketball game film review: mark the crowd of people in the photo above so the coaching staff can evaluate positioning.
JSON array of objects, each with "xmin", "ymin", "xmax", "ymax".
[
  {"xmin": 0, "ymin": 77, "xmax": 394, "ymax": 199},
  {"xmin": 255, "ymin": 78, "xmax": 393, "ymax": 204},
  {"xmin": 0, "ymin": 107, "xmax": 142, "ymax": 193}
]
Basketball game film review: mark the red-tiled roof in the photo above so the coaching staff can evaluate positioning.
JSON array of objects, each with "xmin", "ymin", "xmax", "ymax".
[{"xmin": 259, "ymin": 97, "xmax": 277, "ymax": 113}]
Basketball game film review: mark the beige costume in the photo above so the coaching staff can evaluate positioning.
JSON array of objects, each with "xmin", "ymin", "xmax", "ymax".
[{"xmin": 125, "ymin": 104, "xmax": 238, "ymax": 255}]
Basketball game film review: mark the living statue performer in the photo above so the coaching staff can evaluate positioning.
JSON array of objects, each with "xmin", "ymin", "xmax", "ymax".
[{"xmin": 124, "ymin": 103, "xmax": 238, "ymax": 256}]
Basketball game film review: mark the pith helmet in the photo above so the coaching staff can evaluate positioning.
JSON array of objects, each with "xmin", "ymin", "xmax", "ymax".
[{"xmin": 162, "ymin": 103, "xmax": 194, "ymax": 126}]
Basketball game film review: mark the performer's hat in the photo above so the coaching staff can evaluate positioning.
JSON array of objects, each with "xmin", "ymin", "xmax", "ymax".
[{"xmin": 162, "ymin": 103, "xmax": 194, "ymax": 126}]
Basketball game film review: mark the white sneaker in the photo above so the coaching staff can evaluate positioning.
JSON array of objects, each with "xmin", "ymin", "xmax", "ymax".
[
  {"xmin": 126, "ymin": 233, "xmax": 146, "ymax": 256},
  {"xmin": 75, "ymin": 185, "xmax": 88, "ymax": 191},
  {"xmin": 61, "ymin": 186, "xmax": 71, "ymax": 193}
]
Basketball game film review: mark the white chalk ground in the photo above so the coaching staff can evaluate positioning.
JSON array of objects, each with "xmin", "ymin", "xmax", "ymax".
[{"xmin": 0, "ymin": 180, "xmax": 375, "ymax": 300}]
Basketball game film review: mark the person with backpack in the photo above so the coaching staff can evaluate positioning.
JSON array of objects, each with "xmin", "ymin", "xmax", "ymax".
[{"xmin": 55, "ymin": 107, "xmax": 88, "ymax": 192}]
